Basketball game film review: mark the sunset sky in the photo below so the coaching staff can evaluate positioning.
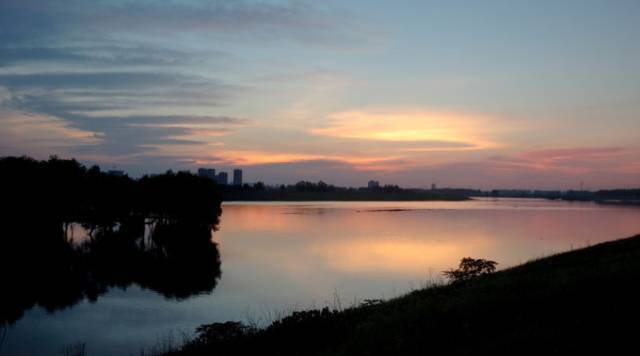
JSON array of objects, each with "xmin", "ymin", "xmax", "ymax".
[{"xmin": 1, "ymin": 0, "xmax": 639, "ymax": 189}]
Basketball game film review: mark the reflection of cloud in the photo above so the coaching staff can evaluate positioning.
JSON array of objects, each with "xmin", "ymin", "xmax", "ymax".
[
  {"xmin": 312, "ymin": 238, "xmax": 489, "ymax": 275},
  {"xmin": 311, "ymin": 109, "xmax": 502, "ymax": 150}
]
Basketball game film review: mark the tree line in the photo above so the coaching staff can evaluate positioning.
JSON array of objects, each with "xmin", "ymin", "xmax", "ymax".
[
  {"xmin": 220, "ymin": 180, "xmax": 471, "ymax": 201},
  {"xmin": 0, "ymin": 155, "xmax": 222, "ymax": 225},
  {"xmin": 0, "ymin": 155, "xmax": 224, "ymax": 325}
]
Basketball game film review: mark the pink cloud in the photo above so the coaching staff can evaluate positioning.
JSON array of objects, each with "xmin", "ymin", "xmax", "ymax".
[{"xmin": 521, "ymin": 147, "xmax": 626, "ymax": 162}]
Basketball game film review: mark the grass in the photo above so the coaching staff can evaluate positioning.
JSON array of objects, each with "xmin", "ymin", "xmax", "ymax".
[
  {"xmin": 139, "ymin": 330, "xmax": 193, "ymax": 356},
  {"xmin": 167, "ymin": 234, "xmax": 640, "ymax": 355},
  {"xmin": 61, "ymin": 342, "xmax": 86, "ymax": 356}
]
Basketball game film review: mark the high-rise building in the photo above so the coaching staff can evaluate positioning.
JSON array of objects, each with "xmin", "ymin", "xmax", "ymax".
[
  {"xmin": 216, "ymin": 172, "xmax": 228, "ymax": 185},
  {"xmin": 233, "ymin": 169, "xmax": 243, "ymax": 186},
  {"xmin": 367, "ymin": 180, "xmax": 380, "ymax": 189},
  {"xmin": 197, "ymin": 168, "xmax": 216, "ymax": 180}
]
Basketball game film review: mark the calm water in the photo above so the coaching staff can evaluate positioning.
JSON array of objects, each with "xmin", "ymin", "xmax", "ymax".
[{"xmin": 3, "ymin": 198, "xmax": 640, "ymax": 355}]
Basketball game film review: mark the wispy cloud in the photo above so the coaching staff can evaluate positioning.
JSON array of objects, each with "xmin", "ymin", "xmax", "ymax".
[
  {"xmin": 0, "ymin": 0, "xmax": 374, "ymax": 175},
  {"xmin": 0, "ymin": 111, "xmax": 102, "ymax": 156},
  {"xmin": 1, "ymin": 0, "xmax": 638, "ymax": 190},
  {"xmin": 0, "ymin": 0, "xmax": 359, "ymax": 162},
  {"xmin": 0, "ymin": 72, "xmax": 236, "ymax": 94},
  {"xmin": 0, "ymin": 0, "xmax": 356, "ymax": 46},
  {"xmin": 0, "ymin": 69, "xmax": 245, "ymax": 157},
  {"xmin": 521, "ymin": 147, "xmax": 626, "ymax": 162},
  {"xmin": 484, "ymin": 147, "xmax": 630, "ymax": 175},
  {"xmin": 0, "ymin": 44, "xmax": 209, "ymax": 67}
]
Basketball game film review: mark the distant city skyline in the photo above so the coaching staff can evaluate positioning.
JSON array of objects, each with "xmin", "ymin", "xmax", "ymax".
[
  {"xmin": 102, "ymin": 163, "xmax": 612, "ymax": 192},
  {"xmin": 1, "ymin": 1, "xmax": 639, "ymax": 190}
]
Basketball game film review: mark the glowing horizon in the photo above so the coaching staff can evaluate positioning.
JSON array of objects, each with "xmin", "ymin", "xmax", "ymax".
[{"xmin": 1, "ymin": 1, "xmax": 639, "ymax": 189}]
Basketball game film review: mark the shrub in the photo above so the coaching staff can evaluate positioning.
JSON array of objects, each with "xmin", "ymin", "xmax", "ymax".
[{"xmin": 443, "ymin": 257, "xmax": 498, "ymax": 282}]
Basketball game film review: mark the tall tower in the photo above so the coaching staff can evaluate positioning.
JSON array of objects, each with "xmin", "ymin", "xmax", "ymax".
[
  {"xmin": 198, "ymin": 168, "xmax": 216, "ymax": 180},
  {"xmin": 233, "ymin": 169, "xmax": 243, "ymax": 186},
  {"xmin": 216, "ymin": 172, "xmax": 228, "ymax": 185}
]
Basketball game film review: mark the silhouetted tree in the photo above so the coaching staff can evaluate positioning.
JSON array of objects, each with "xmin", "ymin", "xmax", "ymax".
[
  {"xmin": 443, "ymin": 257, "xmax": 498, "ymax": 283},
  {"xmin": 0, "ymin": 155, "xmax": 224, "ymax": 325}
]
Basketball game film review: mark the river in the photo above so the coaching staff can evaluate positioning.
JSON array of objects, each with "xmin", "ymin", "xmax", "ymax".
[{"xmin": 3, "ymin": 198, "xmax": 640, "ymax": 355}]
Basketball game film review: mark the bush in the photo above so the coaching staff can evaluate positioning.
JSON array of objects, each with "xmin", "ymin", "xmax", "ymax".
[{"xmin": 443, "ymin": 257, "xmax": 497, "ymax": 282}]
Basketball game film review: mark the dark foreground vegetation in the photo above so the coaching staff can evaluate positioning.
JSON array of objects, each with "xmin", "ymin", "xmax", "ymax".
[
  {"xmin": 0, "ymin": 155, "xmax": 222, "ymax": 224},
  {"xmin": 221, "ymin": 181, "xmax": 471, "ymax": 201},
  {"xmin": 168, "ymin": 234, "xmax": 640, "ymax": 355},
  {"xmin": 0, "ymin": 156, "xmax": 223, "ymax": 325}
]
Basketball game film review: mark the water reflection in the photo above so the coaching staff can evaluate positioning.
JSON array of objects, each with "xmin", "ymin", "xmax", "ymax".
[
  {"xmin": 3, "ymin": 199, "xmax": 640, "ymax": 355},
  {"xmin": 218, "ymin": 199, "xmax": 640, "ymax": 281},
  {"xmin": 0, "ymin": 218, "xmax": 221, "ymax": 325},
  {"xmin": 311, "ymin": 238, "xmax": 489, "ymax": 274}
]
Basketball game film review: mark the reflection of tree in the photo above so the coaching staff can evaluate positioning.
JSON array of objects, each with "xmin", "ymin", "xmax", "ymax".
[
  {"xmin": 0, "ymin": 155, "xmax": 224, "ymax": 325},
  {"xmin": 0, "ymin": 218, "xmax": 222, "ymax": 325},
  {"xmin": 83, "ymin": 219, "xmax": 222, "ymax": 299}
]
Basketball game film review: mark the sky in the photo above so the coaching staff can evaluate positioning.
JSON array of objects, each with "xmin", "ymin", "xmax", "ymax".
[{"xmin": 1, "ymin": 0, "xmax": 639, "ymax": 189}]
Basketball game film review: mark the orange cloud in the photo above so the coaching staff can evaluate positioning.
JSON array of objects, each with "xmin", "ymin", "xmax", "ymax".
[
  {"xmin": 310, "ymin": 109, "xmax": 502, "ymax": 150},
  {"xmin": 217, "ymin": 151, "xmax": 329, "ymax": 165},
  {"xmin": 175, "ymin": 109, "xmax": 515, "ymax": 173},
  {"xmin": 211, "ymin": 150, "xmax": 409, "ymax": 171}
]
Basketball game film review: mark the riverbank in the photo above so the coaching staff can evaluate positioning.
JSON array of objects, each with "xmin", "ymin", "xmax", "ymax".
[
  {"xmin": 219, "ymin": 181, "xmax": 473, "ymax": 201},
  {"xmin": 222, "ymin": 191, "xmax": 470, "ymax": 201},
  {"xmin": 596, "ymin": 199, "xmax": 640, "ymax": 207},
  {"xmin": 167, "ymin": 233, "xmax": 640, "ymax": 355}
]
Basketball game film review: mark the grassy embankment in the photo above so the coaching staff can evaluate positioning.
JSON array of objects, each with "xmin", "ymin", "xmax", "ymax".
[{"xmin": 168, "ymin": 234, "xmax": 640, "ymax": 355}]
